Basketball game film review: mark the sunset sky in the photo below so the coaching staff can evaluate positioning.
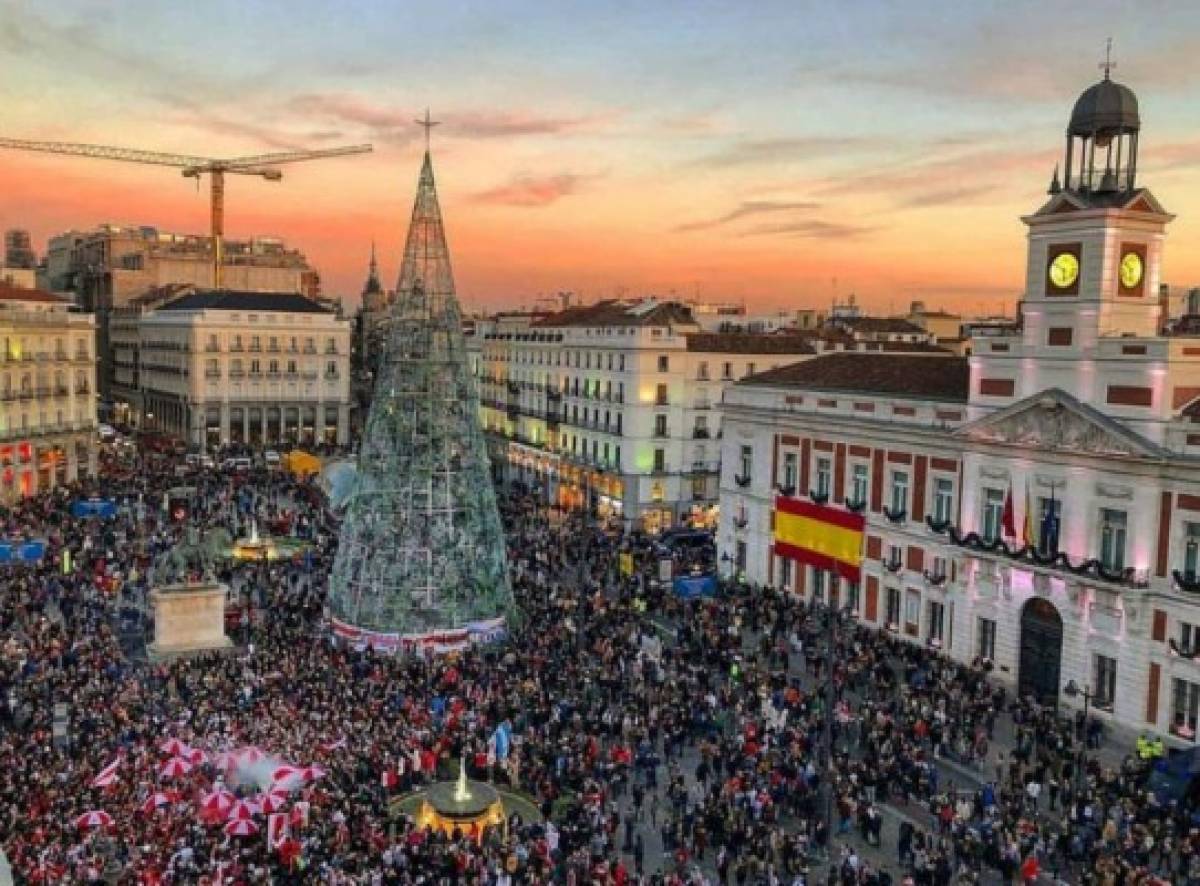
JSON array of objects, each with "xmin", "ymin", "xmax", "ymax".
[{"xmin": 3, "ymin": 0, "xmax": 1200, "ymax": 313}]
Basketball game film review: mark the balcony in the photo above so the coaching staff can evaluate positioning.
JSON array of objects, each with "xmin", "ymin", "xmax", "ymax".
[
  {"xmin": 655, "ymin": 396, "xmax": 669, "ymax": 406},
  {"xmin": 229, "ymin": 370, "xmax": 246, "ymax": 380},
  {"xmin": 652, "ymin": 427, "xmax": 670, "ymax": 438},
  {"xmin": 303, "ymin": 345, "xmax": 317, "ymax": 354},
  {"xmin": 54, "ymin": 386, "xmax": 70, "ymax": 397},
  {"xmin": 229, "ymin": 344, "xmax": 244, "ymax": 353},
  {"xmin": 205, "ymin": 371, "xmax": 221, "ymax": 379},
  {"xmin": 205, "ymin": 344, "xmax": 220, "ymax": 353},
  {"xmin": 692, "ymin": 427, "xmax": 710, "ymax": 439},
  {"xmin": 692, "ymin": 400, "xmax": 711, "ymax": 410}
]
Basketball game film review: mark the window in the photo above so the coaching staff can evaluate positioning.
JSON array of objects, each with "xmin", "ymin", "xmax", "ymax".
[
  {"xmin": 1094, "ymin": 654, "xmax": 1117, "ymax": 711},
  {"xmin": 268, "ymin": 336, "xmax": 278, "ymax": 351},
  {"xmin": 722, "ymin": 362, "xmax": 732, "ymax": 379},
  {"xmin": 735, "ymin": 541, "xmax": 747, "ymax": 570},
  {"xmin": 782, "ymin": 453, "xmax": 797, "ymax": 490},
  {"xmin": 932, "ymin": 478, "xmax": 954, "ymax": 524},
  {"xmin": 619, "ymin": 354, "xmax": 625, "ymax": 371},
  {"xmin": 697, "ymin": 361, "xmax": 709, "ymax": 380},
  {"xmin": 890, "ymin": 471, "xmax": 909, "ymax": 514},
  {"xmin": 1184, "ymin": 523, "xmax": 1200, "ymax": 581},
  {"xmin": 904, "ymin": 589, "xmax": 921, "ymax": 637},
  {"xmin": 928, "ymin": 601, "xmax": 945, "ymax": 646},
  {"xmin": 205, "ymin": 359, "xmax": 219, "ymax": 376},
  {"xmin": 846, "ymin": 582, "xmax": 861, "ymax": 615},
  {"xmin": 614, "ymin": 445, "xmax": 621, "ymax": 467},
  {"xmin": 746, "ymin": 362, "xmax": 756, "ymax": 377},
  {"xmin": 1172, "ymin": 678, "xmax": 1200, "ymax": 739},
  {"xmin": 850, "ymin": 464, "xmax": 868, "ymax": 504},
  {"xmin": 268, "ymin": 360, "xmax": 279, "ymax": 374},
  {"xmin": 779, "ymin": 557, "xmax": 793, "ymax": 590},
  {"xmin": 654, "ymin": 415, "xmax": 667, "ymax": 437},
  {"xmin": 977, "ymin": 617, "xmax": 996, "ymax": 661},
  {"xmin": 982, "ymin": 488, "xmax": 1005, "ymax": 543},
  {"xmin": 739, "ymin": 445, "xmax": 752, "ymax": 480},
  {"xmin": 1182, "ymin": 621, "xmax": 1199, "ymax": 654},
  {"xmin": 887, "ymin": 544, "xmax": 902, "ymax": 569},
  {"xmin": 886, "ymin": 588, "xmax": 902, "ymax": 628},
  {"xmin": 657, "ymin": 355, "xmax": 669, "ymax": 372},
  {"xmin": 811, "ymin": 569, "xmax": 825, "ymax": 602},
  {"xmin": 616, "ymin": 414, "xmax": 623, "ymax": 435},
  {"xmin": 930, "ymin": 556, "xmax": 947, "ymax": 580},
  {"xmin": 653, "ymin": 448, "xmax": 665, "ymax": 472},
  {"xmin": 250, "ymin": 336, "xmax": 261, "ymax": 351},
  {"xmin": 326, "ymin": 361, "xmax": 338, "ymax": 377},
  {"xmin": 1099, "ymin": 509, "xmax": 1127, "ymax": 571},
  {"xmin": 250, "ymin": 360, "xmax": 261, "ymax": 374},
  {"xmin": 815, "ymin": 457, "xmax": 831, "ymax": 497}
]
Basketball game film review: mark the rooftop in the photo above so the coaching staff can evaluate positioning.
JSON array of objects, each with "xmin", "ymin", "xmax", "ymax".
[
  {"xmin": 0, "ymin": 283, "xmax": 70, "ymax": 305},
  {"xmin": 157, "ymin": 290, "xmax": 331, "ymax": 314},
  {"xmin": 740, "ymin": 352, "xmax": 969, "ymax": 403},
  {"xmin": 684, "ymin": 333, "xmax": 818, "ymax": 355},
  {"xmin": 834, "ymin": 316, "xmax": 928, "ymax": 335},
  {"xmin": 532, "ymin": 299, "xmax": 696, "ymax": 329}
]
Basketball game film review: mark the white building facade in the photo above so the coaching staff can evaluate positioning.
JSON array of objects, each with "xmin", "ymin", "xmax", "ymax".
[
  {"xmin": 719, "ymin": 72, "xmax": 1200, "ymax": 744},
  {"xmin": 477, "ymin": 300, "xmax": 818, "ymax": 532},
  {"xmin": 111, "ymin": 290, "xmax": 352, "ymax": 448},
  {"xmin": 0, "ymin": 284, "xmax": 97, "ymax": 498}
]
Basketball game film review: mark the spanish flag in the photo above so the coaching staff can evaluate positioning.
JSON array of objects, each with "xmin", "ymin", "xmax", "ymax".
[{"xmin": 774, "ymin": 497, "xmax": 866, "ymax": 582}]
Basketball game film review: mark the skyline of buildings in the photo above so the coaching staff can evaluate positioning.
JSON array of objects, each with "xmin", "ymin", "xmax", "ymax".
[{"xmin": 7, "ymin": 5, "xmax": 1200, "ymax": 310}]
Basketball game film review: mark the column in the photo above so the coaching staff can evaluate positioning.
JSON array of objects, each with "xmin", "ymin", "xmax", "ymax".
[
  {"xmin": 337, "ymin": 403, "xmax": 350, "ymax": 447},
  {"xmin": 242, "ymin": 407, "xmax": 249, "ymax": 443},
  {"xmin": 220, "ymin": 402, "xmax": 231, "ymax": 447}
]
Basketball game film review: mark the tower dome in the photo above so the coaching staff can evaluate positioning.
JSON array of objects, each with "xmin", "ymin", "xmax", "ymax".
[{"xmin": 1068, "ymin": 77, "xmax": 1140, "ymax": 138}]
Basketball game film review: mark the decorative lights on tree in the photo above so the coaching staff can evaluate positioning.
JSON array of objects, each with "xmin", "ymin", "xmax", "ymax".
[{"xmin": 329, "ymin": 146, "xmax": 513, "ymax": 641}]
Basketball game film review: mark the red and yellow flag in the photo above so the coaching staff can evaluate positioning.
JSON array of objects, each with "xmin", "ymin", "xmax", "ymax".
[{"xmin": 773, "ymin": 497, "xmax": 866, "ymax": 582}]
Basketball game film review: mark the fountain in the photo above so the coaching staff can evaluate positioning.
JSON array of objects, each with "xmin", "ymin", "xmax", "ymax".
[
  {"xmin": 391, "ymin": 756, "xmax": 538, "ymax": 844},
  {"xmin": 231, "ymin": 516, "xmax": 278, "ymax": 562}
]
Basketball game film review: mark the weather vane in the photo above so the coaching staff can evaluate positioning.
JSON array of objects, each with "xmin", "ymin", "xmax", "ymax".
[
  {"xmin": 415, "ymin": 108, "xmax": 441, "ymax": 150},
  {"xmin": 1100, "ymin": 37, "xmax": 1116, "ymax": 80}
]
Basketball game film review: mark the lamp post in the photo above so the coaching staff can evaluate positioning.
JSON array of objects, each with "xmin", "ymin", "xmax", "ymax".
[{"xmin": 1063, "ymin": 679, "xmax": 1093, "ymax": 798}]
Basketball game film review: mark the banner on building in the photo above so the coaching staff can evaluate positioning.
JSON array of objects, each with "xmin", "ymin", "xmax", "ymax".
[{"xmin": 773, "ymin": 497, "xmax": 865, "ymax": 582}]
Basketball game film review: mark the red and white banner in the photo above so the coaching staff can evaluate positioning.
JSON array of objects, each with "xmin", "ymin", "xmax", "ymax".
[
  {"xmin": 91, "ymin": 757, "xmax": 122, "ymax": 788},
  {"xmin": 267, "ymin": 813, "xmax": 289, "ymax": 848},
  {"xmin": 290, "ymin": 801, "xmax": 310, "ymax": 828},
  {"xmin": 330, "ymin": 616, "xmax": 506, "ymax": 655}
]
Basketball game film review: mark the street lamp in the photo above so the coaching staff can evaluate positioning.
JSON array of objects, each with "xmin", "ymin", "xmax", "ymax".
[{"xmin": 1063, "ymin": 679, "xmax": 1093, "ymax": 798}]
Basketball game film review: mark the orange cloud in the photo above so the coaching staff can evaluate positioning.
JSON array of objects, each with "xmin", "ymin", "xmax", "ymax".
[{"xmin": 470, "ymin": 173, "xmax": 594, "ymax": 207}]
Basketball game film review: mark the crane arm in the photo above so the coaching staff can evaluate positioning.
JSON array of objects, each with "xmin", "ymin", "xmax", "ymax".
[
  {"xmin": 0, "ymin": 137, "xmax": 213, "ymax": 169},
  {"xmin": 222, "ymin": 144, "xmax": 373, "ymax": 169}
]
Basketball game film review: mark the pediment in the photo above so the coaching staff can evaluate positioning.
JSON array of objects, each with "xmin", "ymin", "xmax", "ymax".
[{"xmin": 957, "ymin": 388, "xmax": 1167, "ymax": 458}]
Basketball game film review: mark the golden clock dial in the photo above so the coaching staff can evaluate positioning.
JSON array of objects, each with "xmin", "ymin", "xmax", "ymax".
[
  {"xmin": 1119, "ymin": 251, "xmax": 1143, "ymax": 289},
  {"xmin": 1048, "ymin": 252, "xmax": 1080, "ymax": 289}
]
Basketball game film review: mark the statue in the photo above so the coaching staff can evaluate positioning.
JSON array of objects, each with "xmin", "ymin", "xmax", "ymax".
[{"xmin": 153, "ymin": 525, "xmax": 228, "ymax": 586}]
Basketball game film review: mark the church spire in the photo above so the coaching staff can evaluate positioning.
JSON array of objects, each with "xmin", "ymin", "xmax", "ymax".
[{"xmin": 362, "ymin": 239, "xmax": 383, "ymax": 298}]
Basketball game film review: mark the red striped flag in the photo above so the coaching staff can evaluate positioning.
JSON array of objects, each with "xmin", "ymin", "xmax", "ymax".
[{"xmin": 91, "ymin": 756, "xmax": 122, "ymax": 788}]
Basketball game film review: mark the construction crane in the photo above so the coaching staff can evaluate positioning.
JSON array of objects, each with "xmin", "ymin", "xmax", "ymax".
[{"xmin": 0, "ymin": 138, "xmax": 373, "ymax": 289}]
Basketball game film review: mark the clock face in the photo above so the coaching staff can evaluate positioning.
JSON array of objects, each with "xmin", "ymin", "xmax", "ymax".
[
  {"xmin": 1120, "ymin": 251, "xmax": 1144, "ymax": 289},
  {"xmin": 1048, "ymin": 252, "xmax": 1080, "ymax": 289}
]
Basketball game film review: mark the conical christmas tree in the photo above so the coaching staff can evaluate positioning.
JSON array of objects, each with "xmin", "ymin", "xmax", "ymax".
[{"xmin": 329, "ymin": 150, "xmax": 513, "ymax": 641}]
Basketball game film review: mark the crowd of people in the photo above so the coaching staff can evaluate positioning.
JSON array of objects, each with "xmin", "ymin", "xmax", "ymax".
[{"xmin": 0, "ymin": 446, "xmax": 1195, "ymax": 884}]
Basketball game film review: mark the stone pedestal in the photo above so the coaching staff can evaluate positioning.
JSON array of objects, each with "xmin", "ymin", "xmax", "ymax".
[{"xmin": 149, "ymin": 582, "xmax": 232, "ymax": 659}]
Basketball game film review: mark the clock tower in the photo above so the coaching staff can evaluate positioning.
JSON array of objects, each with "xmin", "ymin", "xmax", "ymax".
[{"xmin": 1021, "ymin": 66, "xmax": 1174, "ymax": 352}]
